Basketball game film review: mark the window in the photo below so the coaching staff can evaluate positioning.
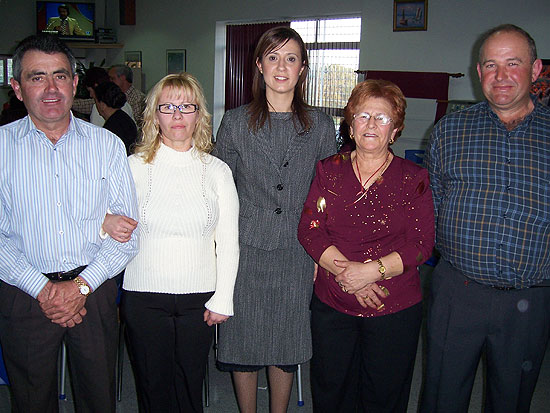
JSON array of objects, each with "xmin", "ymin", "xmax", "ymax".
[
  {"xmin": 0, "ymin": 56, "xmax": 13, "ymax": 87},
  {"xmin": 291, "ymin": 17, "xmax": 361, "ymax": 134}
]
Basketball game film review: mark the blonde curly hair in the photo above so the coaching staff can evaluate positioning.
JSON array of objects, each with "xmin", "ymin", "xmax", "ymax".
[{"xmin": 134, "ymin": 73, "xmax": 213, "ymax": 163}]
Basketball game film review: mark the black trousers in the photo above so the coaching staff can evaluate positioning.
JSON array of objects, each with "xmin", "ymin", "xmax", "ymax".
[
  {"xmin": 310, "ymin": 294, "xmax": 422, "ymax": 413},
  {"xmin": 121, "ymin": 290, "xmax": 214, "ymax": 413},
  {"xmin": 0, "ymin": 279, "xmax": 118, "ymax": 413},
  {"xmin": 421, "ymin": 259, "xmax": 550, "ymax": 413}
]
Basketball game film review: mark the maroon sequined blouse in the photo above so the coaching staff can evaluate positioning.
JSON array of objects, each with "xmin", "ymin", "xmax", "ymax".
[{"xmin": 298, "ymin": 152, "xmax": 435, "ymax": 317}]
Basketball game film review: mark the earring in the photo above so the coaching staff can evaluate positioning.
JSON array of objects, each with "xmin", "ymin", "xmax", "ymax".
[
  {"xmin": 389, "ymin": 137, "xmax": 394, "ymax": 144},
  {"xmin": 350, "ymin": 133, "xmax": 355, "ymax": 140}
]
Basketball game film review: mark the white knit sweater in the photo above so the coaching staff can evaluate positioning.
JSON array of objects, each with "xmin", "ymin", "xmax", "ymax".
[{"xmin": 123, "ymin": 143, "xmax": 239, "ymax": 316}]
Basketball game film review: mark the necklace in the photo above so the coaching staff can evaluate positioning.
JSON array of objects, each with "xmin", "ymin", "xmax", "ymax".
[{"xmin": 355, "ymin": 151, "xmax": 390, "ymax": 195}]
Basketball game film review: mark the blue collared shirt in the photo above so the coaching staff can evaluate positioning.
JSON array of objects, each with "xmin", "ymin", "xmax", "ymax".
[
  {"xmin": 0, "ymin": 114, "xmax": 138, "ymax": 298},
  {"xmin": 426, "ymin": 99, "xmax": 550, "ymax": 289}
]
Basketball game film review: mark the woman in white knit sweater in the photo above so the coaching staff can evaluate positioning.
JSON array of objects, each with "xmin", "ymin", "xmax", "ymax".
[{"xmin": 104, "ymin": 73, "xmax": 239, "ymax": 412}]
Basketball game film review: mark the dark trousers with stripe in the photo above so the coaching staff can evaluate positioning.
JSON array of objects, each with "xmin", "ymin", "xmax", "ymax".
[
  {"xmin": 421, "ymin": 259, "xmax": 550, "ymax": 413},
  {"xmin": 121, "ymin": 290, "xmax": 214, "ymax": 413},
  {"xmin": 310, "ymin": 294, "xmax": 422, "ymax": 413},
  {"xmin": 0, "ymin": 279, "xmax": 118, "ymax": 413}
]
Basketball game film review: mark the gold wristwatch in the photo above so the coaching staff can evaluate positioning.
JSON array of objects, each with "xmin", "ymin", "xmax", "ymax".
[
  {"xmin": 73, "ymin": 277, "xmax": 91, "ymax": 297},
  {"xmin": 376, "ymin": 259, "xmax": 387, "ymax": 280}
]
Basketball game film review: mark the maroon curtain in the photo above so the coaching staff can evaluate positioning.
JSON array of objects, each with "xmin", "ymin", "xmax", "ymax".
[
  {"xmin": 225, "ymin": 22, "xmax": 290, "ymax": 111},
  {"xmin": 365, "ymin": 71, "xmax": 450, "ymax": 123}
]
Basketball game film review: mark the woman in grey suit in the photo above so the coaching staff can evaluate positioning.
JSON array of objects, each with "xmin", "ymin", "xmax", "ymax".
[{"xmin": 214, "ymin": 27, "xmax": 336, "ymax": 412}]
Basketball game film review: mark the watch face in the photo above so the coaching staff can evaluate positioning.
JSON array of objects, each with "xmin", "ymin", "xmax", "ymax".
[{"xmin": 80, "ymin": 285, "xmax": 90, "ymax": 295}]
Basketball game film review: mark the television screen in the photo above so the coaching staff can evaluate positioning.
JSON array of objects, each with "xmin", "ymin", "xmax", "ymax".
[{"xmin": 37, "ymin": 1, "xmax": 95, "ymax": 41}]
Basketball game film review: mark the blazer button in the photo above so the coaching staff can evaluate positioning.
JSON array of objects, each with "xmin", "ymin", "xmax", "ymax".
[
  {"xmin": 274, "ymin": 208, "xmax": 282, "ymax": 214},
  {"xmin": 276, "ymin": 184, "xmax": 283, "ymax": 191}
]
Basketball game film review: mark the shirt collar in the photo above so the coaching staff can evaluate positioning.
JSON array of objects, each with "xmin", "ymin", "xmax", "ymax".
[
  {"xmin": 485, "ymin": 94, "xmax": 539, "ymax": 130},
  {"xmin": 18, "ymin": 112, "xmax": 91, "ymax": 143}
]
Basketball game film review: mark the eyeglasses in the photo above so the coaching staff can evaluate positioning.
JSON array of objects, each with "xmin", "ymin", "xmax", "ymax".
[
  {"xmin": 158, "ymin": 103, "xmax": 199, "ymax": 115},
  {"xmin": 353, "ymin": 112, "xmax": 393, "ymax": 126}
]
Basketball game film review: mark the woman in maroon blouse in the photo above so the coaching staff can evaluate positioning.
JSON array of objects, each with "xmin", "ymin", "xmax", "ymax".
[{"xmin": 298, "ymin": 79, "xmax": 435, "ymax": 412}]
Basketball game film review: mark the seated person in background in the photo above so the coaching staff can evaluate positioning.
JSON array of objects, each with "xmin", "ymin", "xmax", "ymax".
[
  {"xmin": 109, "ymin": 64, "xmax": 146, "ymax": 130},
  {"xmin": 0, "ymin": 90, "xmax": 27, "ymax": 126},
  {"xmin": 94, "ymin": 81, "xmax": 137, "ymax": 155},
  {"xmin": 72, "ymin": 67, "xmax": 134, "ymax": 126},
  {"xmin": 46, "ymin": 4, "xmax": 85, "ymax": 36}
]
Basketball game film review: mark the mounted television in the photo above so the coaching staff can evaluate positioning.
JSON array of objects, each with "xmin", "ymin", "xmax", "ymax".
[{"xmin": 36, "ymin": 1, "xmax": 95, "ymax": 42}]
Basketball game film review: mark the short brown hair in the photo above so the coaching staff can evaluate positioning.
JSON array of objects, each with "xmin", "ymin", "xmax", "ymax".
[{"xmin": 344, "ymin": 79, "xmax": 407, "ymax": 139}]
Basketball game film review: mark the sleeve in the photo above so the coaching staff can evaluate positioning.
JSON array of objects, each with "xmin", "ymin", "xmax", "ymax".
[
  {"xmin": 78, "ymin": 138, "xmax": 139, "ymax": 291},
  {"xmin": 204, "ymin": 163, "xmax": 240, "ymax": 316},
  {"xmin": 212, "ymin": 111, "xmax": 238, "ymax": 176},
  {"xmin": 0, "ymin": 201, "xmax": 48, "ymax": 298},
  {"xmin": 316, "ymin": 111, "xmax": 338, "ymax": 161},
  {"xmin": 72, "ymin": 98, "xmax": 94, "ymax": 116},
  {"xmin": 393, "ymin": 167, "xmax": 435, "ymax": 272},
  {"xmin": 424, "ymin": 121, "xmax": 443, "ymax": 224},
  {"xmin": 72, "ymin": 20, "xmax": 85, "ymax": 36},
  {"xmin": 297, "ymin": 160, "xmax": 334, "ymax": 263},
  {"xmin": 46, "ymin": 17, "xmax": 57, "ymax": 31}
]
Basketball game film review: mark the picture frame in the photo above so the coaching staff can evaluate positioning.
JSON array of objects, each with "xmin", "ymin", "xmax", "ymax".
[
  {"xmin": 166, "ymin": 49, "xmax": 187, "ymax": 75},
  {"xmin": 393, "ymin": 0, "xmax": 428, "ymax": 32},
  {"xmin": 124, "ymin": 51, "xmax": 142, "ymax": 69},
  {"xmin": 531, "ymin": 59, "xmax": 550, "ymax": 106}
]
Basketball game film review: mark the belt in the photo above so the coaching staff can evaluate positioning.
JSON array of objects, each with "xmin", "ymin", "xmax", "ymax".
[{"xmin": 43, "ymin": 265, "xmax": 87, "ymax": 282}]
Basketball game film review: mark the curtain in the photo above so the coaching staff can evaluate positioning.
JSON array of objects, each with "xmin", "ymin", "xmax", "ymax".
[
  {"xmin": 225, "ymin": 21, "xmax": 290, "ymax": 111},
  {"xmin": 365, "ymin": 70, "xmax": 451, "ymax": 123}
]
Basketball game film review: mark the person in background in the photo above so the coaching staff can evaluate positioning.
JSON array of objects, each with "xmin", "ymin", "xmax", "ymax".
[
  {"xmin": 109, "ymin": 64, "xmax": 146, "ymax": 129},
  {"xmin": 94, "ymin": 81, "xmax": 137, "ymax": 155},
  {"xmin": 72, "ymin": 66, "xmax": 135, "ymax": 127},
  {"xmin": 422, "ymin": 24, "xmax": 550, "ymax": 412},
  {"xmin": 104, "ymin": 73, "xmax": 239, "ymax": 413},
  {"xmin": 214, "ymin": 26, "xmax": 336, "ymax": 413},
  {"xmin": 0, "ymin": 89, "xmax": 27, "ymax": 125},
  {"xmin": 298, "ymin": 79, "xmax": 434, "ymax": 412},
  {"xmin": 0, "ymin": 33, "xmax": 137, "ymax": 413}
]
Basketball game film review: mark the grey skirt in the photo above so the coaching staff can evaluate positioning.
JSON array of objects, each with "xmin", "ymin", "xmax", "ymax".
[{"xmin": 217, "ymin": 242, "xmax": 314, "ymax": 366}]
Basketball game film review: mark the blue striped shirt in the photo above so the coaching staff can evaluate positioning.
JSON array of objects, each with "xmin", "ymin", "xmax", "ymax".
[
  {"xmin": 426, "ymin": 99, "xmax": 550, "ymax": 288},
  {"xmin": 0, "ymin": 114, "xmax": 138, "ymax": 298}
]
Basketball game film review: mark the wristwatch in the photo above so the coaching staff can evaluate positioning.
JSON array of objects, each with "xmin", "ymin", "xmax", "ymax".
[
  {"xmin": 376, "ymin": 259, "xmax": 387, "ymax": 280},
  {"xmin": 73, "ymin": 277, "xmax": 91, "ymax": 297}
]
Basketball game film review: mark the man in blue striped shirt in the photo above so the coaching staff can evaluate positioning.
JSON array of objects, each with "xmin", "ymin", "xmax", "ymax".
[
  {"xmin": 0, "ymin": 34, "xmax": 138, "ymax": 412},
  {"xmin": 422, "ymin": 25, "xmax": 550, "ymax": 412}
]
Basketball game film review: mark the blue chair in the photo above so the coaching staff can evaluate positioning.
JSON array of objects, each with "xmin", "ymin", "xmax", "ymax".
[{"xmin": 0, "ymin": 342, "xmax": 9, "ymax": 386}]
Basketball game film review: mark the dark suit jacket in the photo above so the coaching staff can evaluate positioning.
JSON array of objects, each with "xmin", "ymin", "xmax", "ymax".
[{"xmin": 213, "ymin": 105, "xmax": 336, "ymax": 251}]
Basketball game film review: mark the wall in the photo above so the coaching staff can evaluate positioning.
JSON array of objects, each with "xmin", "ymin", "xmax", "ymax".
[{"xmin": 1, "ymin": 0, "xmax": 549, "ymax": 115}]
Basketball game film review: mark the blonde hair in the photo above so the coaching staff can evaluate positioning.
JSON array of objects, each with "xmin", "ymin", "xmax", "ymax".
[{"xmin": 135, "ymin": 73, "xmax": 213, "ymax": 163}]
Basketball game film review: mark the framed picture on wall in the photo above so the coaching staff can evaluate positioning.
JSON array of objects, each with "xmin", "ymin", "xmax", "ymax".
[
  {"xmin": 124, "ymin": 51, "xmax": 142, "ymax": 69},
  {"xmin": 393, "ymin": 0, "xmax": 428, "ymax": 32},
  {"xmin": 531, "ymin": 59, "xmax": 550, "ymax": 106},
  {"xmin": 166, "ymin": 49, "xmax": 187, "ymax": 75}
]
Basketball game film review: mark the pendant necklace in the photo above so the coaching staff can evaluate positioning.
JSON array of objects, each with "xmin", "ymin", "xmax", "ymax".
[{"xmin": 355, "ymin": 151, "xmax": 390, "ymax": 196}]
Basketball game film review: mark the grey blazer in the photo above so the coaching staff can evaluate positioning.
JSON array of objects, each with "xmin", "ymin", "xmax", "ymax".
[{"xmin": 213, "ymin": 105, "xmax": 336, "ymax": 251}]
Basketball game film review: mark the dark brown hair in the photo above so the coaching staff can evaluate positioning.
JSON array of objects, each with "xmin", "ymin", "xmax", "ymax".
[
  {"xmin": 344, "ymin": 79, "xmax": 407, "ymax": 139},
  {"xmin": 247, "ymin": 26, "xmax": 311, "ymax": 133}
]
